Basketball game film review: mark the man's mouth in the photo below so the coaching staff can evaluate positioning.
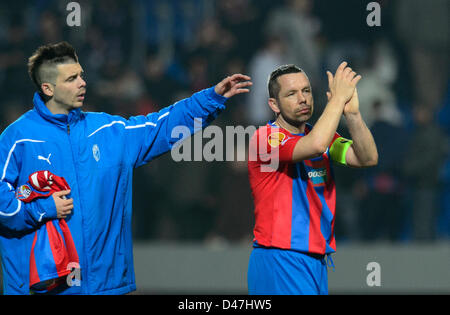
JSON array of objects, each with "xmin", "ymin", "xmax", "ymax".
[
  {"xmin": 296, "ymin": 107, "xmax": 311, "ymax": 114},
  {"xmin": 77, "ymin": 91, "xmax": 86, "ymax": 101}
]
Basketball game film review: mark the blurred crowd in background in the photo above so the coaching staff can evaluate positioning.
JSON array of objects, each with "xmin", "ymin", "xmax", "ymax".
[{"xmin": 0, "ymin": 0, "xmax": 449, "ymax": 244}]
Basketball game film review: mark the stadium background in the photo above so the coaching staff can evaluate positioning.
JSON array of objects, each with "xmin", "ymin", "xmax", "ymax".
[{"xmin": 0, "ymin": 0, "xmax": 448, "ymax": 294}]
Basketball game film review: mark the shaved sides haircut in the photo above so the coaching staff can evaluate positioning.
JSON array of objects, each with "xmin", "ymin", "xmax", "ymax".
[{"xmin": 28, "ymin": 41, "xmax": 79, "ymax": 93}]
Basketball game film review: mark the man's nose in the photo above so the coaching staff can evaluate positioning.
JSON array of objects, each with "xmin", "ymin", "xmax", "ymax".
[
  {"xmin": 79, "ymin": 77, "xmax": 86, "ymax": 88},
  {"xmin": 297, "ymin": 91, "xmax": 306, "ymax": 103}
]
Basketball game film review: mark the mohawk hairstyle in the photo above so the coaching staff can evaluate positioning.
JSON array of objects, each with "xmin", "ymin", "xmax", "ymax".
[{"xmin": 28, "ymin": 41, "xmax": 79, "ymax": 93}]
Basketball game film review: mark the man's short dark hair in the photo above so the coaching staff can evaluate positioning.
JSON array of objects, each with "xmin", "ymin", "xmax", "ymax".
[
  {"xmin": 28, "ymin": 41, "xmax": 79, "ymax": 92},
  {"xmin": 268, "ymin": 64, "xmax": 304, "ymax": 99}
]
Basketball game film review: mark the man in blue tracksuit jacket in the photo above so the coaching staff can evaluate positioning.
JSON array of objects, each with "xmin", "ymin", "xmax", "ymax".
[{"xmin": 0, "ymin": 41, "xmax": 252, "ymax": 294}]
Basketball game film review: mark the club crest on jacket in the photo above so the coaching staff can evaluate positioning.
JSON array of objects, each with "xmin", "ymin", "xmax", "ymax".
[
  {"xmin": 92, "ymin": 144, "xmax": 100, "ymax": 162},
  {"xmin": 15, "ymin": 184, "xmax": 32, "ymax": 200}
]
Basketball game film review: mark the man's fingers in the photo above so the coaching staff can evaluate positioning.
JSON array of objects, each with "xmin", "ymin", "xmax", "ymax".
[
  {"xmin": 53, "ymin": 191, "xmax": 74, "ymax": 219},
  {"xmin": 233, "ymin": 88, "xmax": 250, "ymax": 95},
  {"xmin": 351, "ymin": 74, "xmax": 362, "ymax": 85},
  {"xmin": 225, "ymin": 87, "xmax": 251, "ymax": 98},
  {"xmin": 53, "ymin": 190, "xmax": 63, "ymax": 197},
  {"xmin": 337, "ymin": 61, "xmax": 347, "ymax": 71},
  {"xmin": 335, "ymin": 61, "xmax": 348, "ymax": 77},
  {"xmin": 343, "ymin": 67, "xmax": 352, "ymax": 78},
  {"xmin": 346, "ymin": 71, "xmax": 357, "ymax": 81},
  {"xmin": 334, "ymin": 60, "xmax": 361, "ymax": 85},
  {"xmin": 62, "ymin": 198, "xmax": 74, "ymax": 206},
  {"xmin": 59, "ymin": 200, "xmax": 73, "ymax": 211},
  {"xmin": 215, "ymin": 74, "xmax": 252, "ymax": 97},
  {"xmin": 216, "ymin": 76, "xmax": 230, "ymax": 88},
  {"xmin": 235, "ymin": 81, "xmax": 253, "ymax": 89},
  {"xmin": 57, "ymin": 207, "xmax": 73, "ymax": 219},
  {"xmin": 63, "ymin": 204, "xmax": 74, "ymax": 211},
  {"xmin": 229, "ymin": 73, "xmax": 251, "ymax": 82},
  {"xmin": 221, "ymin": 74, "xmax": 251, "ymax": 87},
  {"xmin": 58, "ymin": 207, "xmax": 73, "ymax": 218},
  {"xmin": 230, "ymin": 77, "xmax": 253, "ymax": 90},
  {"xmin": 54, "ymin": 189, "xmax": 71, "ymax": 197},
  {"xmin": 61, "ymin": 204, "xmax": 73, "ymax": 214},
  {"xmin": 326, "ymin": 71, "xmax": 333, "ymax": 88},
  {"xmin": 223, "ymin": 77, "xmax": 253, "ymax": 97}
]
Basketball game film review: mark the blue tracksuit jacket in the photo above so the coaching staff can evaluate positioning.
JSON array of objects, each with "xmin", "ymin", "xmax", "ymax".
[{"xmin": 0, "ymin": 87, "xmax": 227, "ymax": 294}]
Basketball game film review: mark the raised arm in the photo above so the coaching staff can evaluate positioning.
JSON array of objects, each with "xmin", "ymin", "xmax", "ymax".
[
  {"xmin": 341, "ymin": 89, "xmax": 378, "ymax": 167},
  {"xmin": 291, "ymin": 62, "xmax": 361, "ymax": 163}
]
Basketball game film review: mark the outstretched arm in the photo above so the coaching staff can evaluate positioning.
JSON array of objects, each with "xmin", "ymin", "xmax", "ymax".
[{"xmin": 123, "ymin": 73, "xmax": 252, "ymax": 167}]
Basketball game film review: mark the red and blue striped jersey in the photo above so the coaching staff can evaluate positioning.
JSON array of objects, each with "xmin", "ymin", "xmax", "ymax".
[
  {"xmin": 248, "ymin": 122, "xmax": 340, "ymax": 255},
  {"xmin": 16, "ymin": 171, "xmax": 79, "ymax": 293}
]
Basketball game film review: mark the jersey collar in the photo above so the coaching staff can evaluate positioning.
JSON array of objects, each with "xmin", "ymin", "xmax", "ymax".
[
  {"xmin": 267, "ymin": 120, "xmax": 311, "ymax": 136},
  {"xmin": 33, "ymin": 92, "xmax": 82, "ymax": 127}
]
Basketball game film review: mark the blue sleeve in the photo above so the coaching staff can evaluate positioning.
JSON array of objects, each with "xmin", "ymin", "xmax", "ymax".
[
  {"xmin": 0, "ymin": 132, "xmax": 58, "ymax": 234},
  {"xmin": 124, "ymin": 86, "xmax": 228, "ymax": 167}
]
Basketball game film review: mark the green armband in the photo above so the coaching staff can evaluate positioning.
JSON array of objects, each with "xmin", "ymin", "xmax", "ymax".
[{"xmin": 329, "ymin": 137, "xmax": 353, "ymax": 165}]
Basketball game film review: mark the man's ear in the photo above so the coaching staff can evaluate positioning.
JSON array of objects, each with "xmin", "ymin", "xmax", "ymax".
[
  {"xmin": 268, "ymin": 98, "xmax": 280, "ymax": 114},
  {"xmin": 40, "ymin": 83, "xmax": 54, "ymax": 97}
]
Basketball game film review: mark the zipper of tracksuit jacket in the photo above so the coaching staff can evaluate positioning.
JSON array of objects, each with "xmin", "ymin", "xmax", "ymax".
[{"xmin": 66, "ymin": 121, "xmax": 89, "ymax": 293}]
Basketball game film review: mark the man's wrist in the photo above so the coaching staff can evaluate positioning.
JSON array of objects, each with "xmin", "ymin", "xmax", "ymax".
[
  {"xmin": 25, "ymin": 196, "xmax": 58, "ymax": 222},
  {"xmin": 329, "ymin": 95, "xmax": 347, "ymax": 107},
  {"xmin": 343, "ymin": 110, "xmax": 362, "ymax": 120},
  {"xmin": 210, "ymin": 85, "xmax": 228, "ymax": 103}
]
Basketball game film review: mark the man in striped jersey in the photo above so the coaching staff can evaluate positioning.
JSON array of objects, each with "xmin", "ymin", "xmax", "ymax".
[{"xmin": 247, "ymin": 62, "xmax": 378, "ymax": 294}]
